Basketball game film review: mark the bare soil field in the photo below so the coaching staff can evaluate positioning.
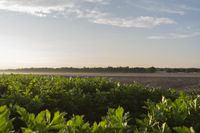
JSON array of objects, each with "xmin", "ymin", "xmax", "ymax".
[
  {"xmin": 1, "ymin": 72, "xmax": 200, "ymax": 91},
  {"xmin": 60, "ymin": 72, "xmax": 200, "ymax": 91}
]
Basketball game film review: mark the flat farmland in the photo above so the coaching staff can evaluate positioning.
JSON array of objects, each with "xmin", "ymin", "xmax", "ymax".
[
  {"xmin": 63, "ymin": 72, "xmax": 200, "ymax": 91},
  {"xmin": 1, "ymin": 72, "xmax": 200, "ymax": 91}
]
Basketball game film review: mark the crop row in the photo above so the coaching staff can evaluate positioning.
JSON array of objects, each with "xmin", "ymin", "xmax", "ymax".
[{"xmin": 0, "ymin": 74, "xmax": 199, "ymax": 132}]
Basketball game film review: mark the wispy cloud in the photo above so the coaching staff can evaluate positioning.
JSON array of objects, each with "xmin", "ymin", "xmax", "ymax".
[
  {"xmin": 133, "ymin": 4, "xmax": 185, "ymax": 15},
  {"xmin": 0, "ymin": 0, "xmax": 176, "ymax": 28},
  {"xmin": 179, "ymin": 5, "xmax": 200, "ymax": 12},
  {"xmin": 82, "ymin": 0, "xmax": 110, "ymax": 4},
  {"xmin": 0, "ymin": 0, "xmax": 109, "ymax": 17},
  {"xmin": 92, "ymin": 16, "xmax": 176, "ymax": 28},
  {"xmin": 126, "ymin": 0, "xmax": 200, "ymax": 16},
  {"xmin": 148, "ymin": 32, "xmax": 200, "ymax": 40},
  {"xmin": 64, "ymin": 7, "xmax": 176, "ymax": 28},
  {"xmin": 148, "ymin": 36, "xmax": 167, "ymax": 40},
  {"xmin": 0, "ymin": 0, "xmax": 74, "ymax": 17},
  {"xmin": 125, "ymin": 0, "xmax": 183, "ymax": 15}
]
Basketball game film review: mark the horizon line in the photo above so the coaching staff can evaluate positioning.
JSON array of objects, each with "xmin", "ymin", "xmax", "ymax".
[{"xmin": 1, "ymin": 66, "xmax": 200, "ymax": 70}]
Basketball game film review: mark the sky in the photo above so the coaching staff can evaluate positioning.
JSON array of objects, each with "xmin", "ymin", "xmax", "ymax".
[{"xmin": 0, "ymin": 0, "xmax": 200, "ymax": 69}]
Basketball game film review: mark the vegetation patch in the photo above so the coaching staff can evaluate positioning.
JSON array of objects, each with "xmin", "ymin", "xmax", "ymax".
[{"xmin": 0, "ymin": 74, "xmax": 199, "ymax": 132}]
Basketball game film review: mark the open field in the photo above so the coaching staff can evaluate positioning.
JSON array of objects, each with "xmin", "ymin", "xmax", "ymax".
[
  {"xmin": 1, "ymin": 72, "xmax": 200, "ymax": 91},
  {"xmin": 1, "ymin": 74, "xmax": 200, "ymax": 132}
]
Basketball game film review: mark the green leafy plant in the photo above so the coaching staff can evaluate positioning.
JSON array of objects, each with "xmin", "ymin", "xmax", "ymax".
[
  {"xmin": 61, "ymin": 115, "xmax": 90, "ymax": 133},
  {"xmin": 0, "ymin": 75, "xmax": 200, "ymax": 132},
  {"xmin": 174, "ymin": 126, "xmax": 195, "ymax": 133},
  {"xmin": 16, "ymin": 106, "xmax": 66, "ymax": 133},
  {"xmin": 0, "ymin": 105, "xmax": 14, "ymax": 133}
]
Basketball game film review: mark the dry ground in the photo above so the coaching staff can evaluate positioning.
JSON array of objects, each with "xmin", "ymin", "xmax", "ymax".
[{"xmin": 1, "ymin": 72, "xmax": 200, "ymax": 91}]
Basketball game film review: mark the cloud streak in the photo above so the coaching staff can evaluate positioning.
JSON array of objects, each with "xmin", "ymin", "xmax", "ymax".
[
  {"xmin": 133, "ymin": 4, "xmax": 185, "ymax": 15},
  {"xmin": 148, "ymin": 32, "xmax": 200, "ymax": 40},
  {"xmin": 92, "ymin": 16, "xmax": 176, "ymax": 28},
  {"xmin": 0, "ymin": 0, "xmax": 176, "ymax": 28},
  {"xmin": 127, "ymin": 0, "xmax": 200, "ymax": 16},
  {"xmin": 82, "ymin": 0, "xmax": 110, "ymax": 4},
  {"xmin": 0, "ymin": 0, "xmax": 74, "ymax": 17}
]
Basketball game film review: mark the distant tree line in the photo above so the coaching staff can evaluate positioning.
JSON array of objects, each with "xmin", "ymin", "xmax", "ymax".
[
  {"xmin": 1, "ymin": 66, "xmax": 200, "ymax": 73},
  {"xmin": 161, "ymin": 68, "xmax": 200, "ymax": 73}
]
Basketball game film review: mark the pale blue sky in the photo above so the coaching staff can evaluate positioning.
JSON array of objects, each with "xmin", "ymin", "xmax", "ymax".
[{"xmin": 0, "ymin": 0, "xmax": 200, "ymax": 68}]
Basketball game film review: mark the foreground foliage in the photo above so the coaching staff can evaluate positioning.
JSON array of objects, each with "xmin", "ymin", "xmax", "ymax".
[
  {"xmin": 0, "ymin": 75, "xmax": 200, "ymax": 132},
  {"xmin": 1, "ymin": 95, "xmax": 200, "ymax": 132}
]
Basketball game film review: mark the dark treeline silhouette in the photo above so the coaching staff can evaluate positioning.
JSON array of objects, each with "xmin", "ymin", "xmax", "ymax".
[
  {"xmin": 1, "ymin": 67, "xmax": 200, "ymax": 73},
  {"xmin": 162, "ymin": 68, "xmax": 200, "ymax": 73}
]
